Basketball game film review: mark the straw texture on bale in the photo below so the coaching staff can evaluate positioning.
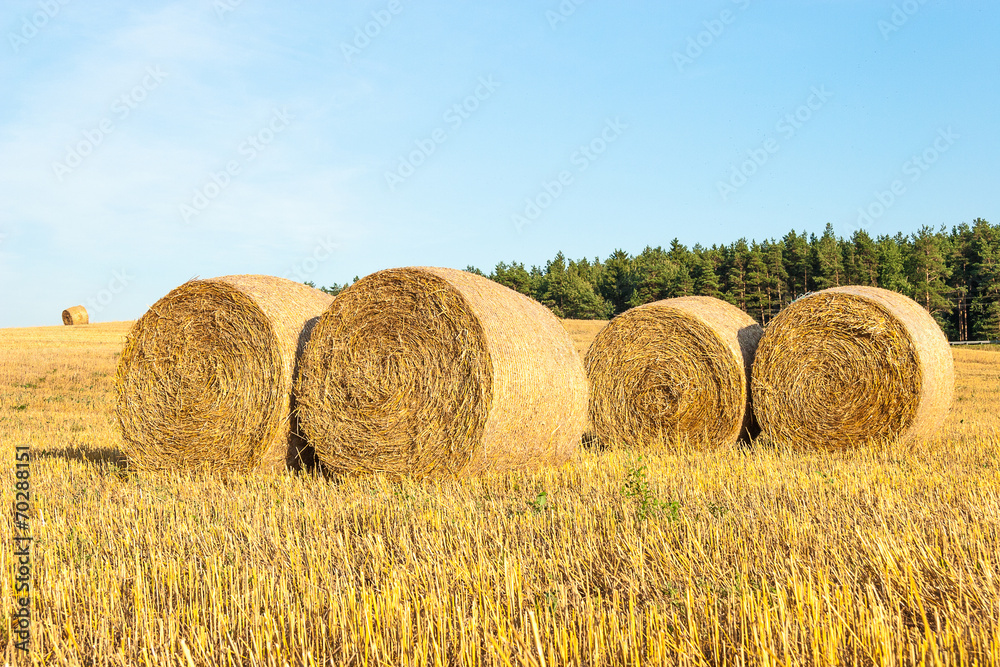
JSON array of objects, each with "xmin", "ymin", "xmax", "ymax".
[
  {"xmin": 62, "ymin": 305, "xmax": 89, "ymax": 326},
  {"xmin": 295, "ymin": 267, "xmax": 589, "ymax": 477},
  {"xmin": 584, "ymin": 296, "xmax": 763, "ymax": 449},
  {"xmin": 115, "ymin": 275, "xmax": 333, "ymax": 472},
  {"xmin": 752, "ymin": 285, "xmax": 954, "ymax": 449}
]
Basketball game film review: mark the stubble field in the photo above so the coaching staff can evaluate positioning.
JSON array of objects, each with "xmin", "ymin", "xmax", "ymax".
[{"xmin": 1, "ymin": 320, "xmax": 999, "ymax": 666}]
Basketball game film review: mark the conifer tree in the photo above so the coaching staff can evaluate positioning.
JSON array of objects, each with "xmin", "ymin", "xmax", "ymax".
[
  {"xmin": 692, "ymin": 245, "xmax": 723, "ymax": 299},
  {"xmin": 539, "ymin": 252, "xmax": 570, "ymax": 317},
  {"xmin": 812, "ymin": 222, "xmax": 845, "ymax": 290},
  {"xmin": 745, "ymin": 242, "xmax": 770, "ymax": 323},
  {"xmin": 724, "ymin": 239, "xmax": 750, "ymax": 311},
  {"xmin": 783, "ymin": 230, "xmax": 812, "ymax": 297},
  {"xmin": 564, "ymin": 269, "xmax": 612, "ymax": 320},
  {"xmin": 762, "ymin": 239, "xmax": 789, "ymax": 317},
  {"xmin": 971, "ymin": 219, "xmax": 1000, "ymax": 339},
  {"xmin": 850, "ymin": 230, "xmax": 880, "ymax": 286},
  {"xmin": 877, "ymin": 234, "xmax": 910, "ymax": 295},
  {"xmin": 631, "ymin": 246, "xmax": 673, "ymax": 306},
  {"xmin": 490, "ymin": 261, "xmax": 534, "ymax": 296},
  {"xmin": 908, "ymin": 225, "xmax": 952, "ymax": 318},
  {"xmin": 946, "ymin": 223, "xmax": 974, "ymax": 340},
  {"xmin": 667, "ymin": 239, "xmax": 695, "ymax": 297},
  {"xmin": 598, "ymin": 249, "xmax": 636, "ymax": 316}
]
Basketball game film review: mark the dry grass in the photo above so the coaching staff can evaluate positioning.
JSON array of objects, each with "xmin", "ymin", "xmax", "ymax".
[
  {"xmin": 2, "ymin": 321, "xmax": 1000, "ymax": 665},
  {"xmin": 296, "ymin": 267, "xmax": 588, "ymax": 478},
  {"xmin": 561, "ymin": 320, "xmax": 608, "ymax": 358}
]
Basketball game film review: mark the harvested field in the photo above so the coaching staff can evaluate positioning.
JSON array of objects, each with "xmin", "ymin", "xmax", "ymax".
[
  {"xmin": 2, "ymin": 322, "xmax": 999, "ymax": 665},
  {"xmin": 561, "ymin": 319, "xmax": 607, "ymax": 357}
]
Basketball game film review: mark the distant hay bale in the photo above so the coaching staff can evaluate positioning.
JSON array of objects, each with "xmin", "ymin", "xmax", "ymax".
[
  {"xmin": 295, "ymin": 267, "xmax": 588, "ymax": 477},
  {"xmin": 584, "ymin": 296, "xmax": 763, "ymax": 449},
  {"xmin": 752, "ymin": 285, "xmax": 954, "ymax": 449},
  {"xmin": 62, "ymin": 306, "xmax": 88, "ymax": 326},
  {"xmin": 115, "ymin": 275, "xmax": 333, "ymax": 472}
]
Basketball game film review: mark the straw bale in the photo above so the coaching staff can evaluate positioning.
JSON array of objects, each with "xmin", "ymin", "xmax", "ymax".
[
  {"xmin": 751, "ymin": 285, "xmax": 954, "ymax": 448},
  {"xmin": 294, "ymin": 267, "xmax": 588, "ymax": 477},
  {"xmin": 115, "ymin": 275, "xmax": 333, "ymax": 472},
  {"xmin": 62, "ymin": 305, "xmax": 89, "ymax": 326},
  {"xmin": 584, "ymin": 296, "xmax": 762, "ymax": 448}
]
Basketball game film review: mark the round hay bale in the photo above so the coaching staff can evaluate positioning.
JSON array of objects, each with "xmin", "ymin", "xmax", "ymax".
[
  {"xmin": 294, "ymin": 267, "xmax": 588, "ymax": 477},
  {"xmin": 115, "ymin": 275, "xmax": 333, "ymax": 472},
  {"xmin": 584, "ymin": 296, "xmax": 763, "ymax": 448},
  {"xmin": 62, "ymin": 305, "xmax": 89, "ymax": 325},
  {"xmin": 751, "ymin": 285, "xmax": 954, "ymax": 449}
]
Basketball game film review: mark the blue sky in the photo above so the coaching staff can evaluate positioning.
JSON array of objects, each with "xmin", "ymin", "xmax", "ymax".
[{"xmin": 1, "ymin": 0, "xmax": 997, "ymax": 327}]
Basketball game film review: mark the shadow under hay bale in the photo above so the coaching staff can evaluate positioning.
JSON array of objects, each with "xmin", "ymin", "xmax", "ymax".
[
  {"xmin": 115, "ymin": 275, "xmax": 333, "ymax": 472},
  {"xmin": 751, "ymin": 285, "xmax": 954, "ymax": 449},
  {"xmin": 584, "ymin": 296, "xmax": 763, "ymax": 450},
  {"xmin": 294, "ymin": 266, "xmax": 589, "ymax": 478},
  {"xmin": 34, "ymin": 446, "xmax": 126, "ymax": 466},
  {"xmin": 62, "ymin": 305, "xmax": 89, "ymax": 325}
]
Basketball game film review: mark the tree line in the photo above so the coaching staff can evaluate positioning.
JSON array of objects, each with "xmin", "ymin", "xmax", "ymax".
[{"xmin": 313, "ymin": 217, "xmax": 1000, "ymax": 341}]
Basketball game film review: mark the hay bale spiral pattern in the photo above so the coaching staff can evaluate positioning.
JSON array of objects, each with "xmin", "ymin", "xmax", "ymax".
[
  {"xmin": 295, "ymin": 267, "xmax": 588, "ymax": 477},
  {"xmin": 585, "ymin": 296, "xmax": 763, "ymax": 448},
  {"xmin": 115, "ymin": 275, "xmax": 333, "ymax": 472},
  {"xmin": 751, "ymin": 285, "xmax": 954, "ymax": 448}
]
